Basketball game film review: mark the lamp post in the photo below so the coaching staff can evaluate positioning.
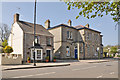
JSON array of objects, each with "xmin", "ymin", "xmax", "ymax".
[
  {"xmin": 33, "ymin": 0, "xmax": 37, "ymax": 66},
  {"xmin": 97, "ymin": 47, "xmax": 100, "ymax": 62}
]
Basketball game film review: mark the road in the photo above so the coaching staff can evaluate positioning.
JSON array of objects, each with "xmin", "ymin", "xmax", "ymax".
[{"xmin": 2, "ymin": 60, "xmax": 118, "ymax": 78}]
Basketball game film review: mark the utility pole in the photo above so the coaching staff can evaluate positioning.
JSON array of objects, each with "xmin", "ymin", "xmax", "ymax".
[
  {"xmin": 33, "ymin": 0, "xmax": 37, "ymax": 66},
  {"xmin": 117, "ymin": 2, "xmax": 120, "ymax": 80}
]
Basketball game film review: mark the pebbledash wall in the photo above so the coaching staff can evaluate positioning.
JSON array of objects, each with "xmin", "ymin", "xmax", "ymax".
[{"xmin": 1, "ymin": 54, "xmax": 22, "ymax": 65}]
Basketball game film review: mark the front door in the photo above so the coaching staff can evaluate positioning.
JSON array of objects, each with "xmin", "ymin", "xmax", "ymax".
[
  {"xmin": 46, "ymin": 50, "xmax": 51, "ymax": 61},
  {"xmin": 74, "ymin": 49, "xmax": 78, "ymax": 59}
]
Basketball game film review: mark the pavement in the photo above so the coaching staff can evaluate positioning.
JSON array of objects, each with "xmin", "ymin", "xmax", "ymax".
[
  {"xmin": 2, "ymin": 62, "xmax": 70, "ymax": 71},
  {"xmin": 2, "ymin": 59, "xmax": 111, "ymax": 71}
]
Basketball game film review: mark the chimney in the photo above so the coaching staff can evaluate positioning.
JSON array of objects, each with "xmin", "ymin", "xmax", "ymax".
[
  {"xmin": 45, "ymin": 19, "xmax": 50, "ymax": 29},
  {"xmin": 68, "ymin": 19, "xmax": 72, "ymax": 26},
  {"xmin": 14, "ymin": 13, "xmax": 19, "ymax": 23},
  {"xmin": 85, "ymin": 24, "xmax": 89, "ymax": 28}
]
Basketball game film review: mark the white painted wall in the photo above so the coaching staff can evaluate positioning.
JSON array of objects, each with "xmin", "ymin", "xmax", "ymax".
[
  {"xmin": 8, "ymin": 22, "xmax": 23, "ymax": 55},
  {"xmin": 0, "ymin": 54, "xmax": 1, "ymax": 65}
]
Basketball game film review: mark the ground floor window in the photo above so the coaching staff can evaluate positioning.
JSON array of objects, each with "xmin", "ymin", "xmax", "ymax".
[
  {"xmin": 66, "ymin": 46, "xmax": 70, "ymax": 57},
  {"xmin": 31, "ymin": 49, "xmax": 42, "ymax": 60},
  {"xmin": 37, "ymin": 50, "xmax": 42, "ymax": 59}
]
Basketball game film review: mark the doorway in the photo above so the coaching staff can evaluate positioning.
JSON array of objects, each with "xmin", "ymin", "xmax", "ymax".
[
  {"xmin": 74, "ymin": 47, "xmax": 78, "ymax": 59},
  {"xmin": 46, "ymin": 50, "xmax": 51, "ymax": 61}
]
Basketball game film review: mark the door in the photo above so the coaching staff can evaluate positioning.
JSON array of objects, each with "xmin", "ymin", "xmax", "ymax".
[
  {"xmin": 46, "ymin": 50, "xmax": 51, "ymax": 61},
  {"xmin": 75, "ymin": 48, "xmax": 78, "ymax": 59}
]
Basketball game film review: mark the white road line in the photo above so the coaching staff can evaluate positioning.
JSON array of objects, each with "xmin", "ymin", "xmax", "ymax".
[
  {"xmin": 97, "ymin": 75, "xmax": 102, "ymax": 78},
  {"xmin": 72, "ymin": 66, "xmax": 96, "ymax": 71},
  {"xmin": 110, "ymin": 72, "xmax": 115, "ymax": 74},
  {"xmin": 11, "ymin": 72, "xmax": 56, "ymax": 78}
]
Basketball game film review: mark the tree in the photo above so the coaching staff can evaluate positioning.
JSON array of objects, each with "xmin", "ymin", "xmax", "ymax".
[
  {"xmin": 4, "ymin": 46, "xmax": 13, "ymax": 53},
  {"xmin": 66, "ymin": 1, "xmax": 120, "ymax": 22},
  {"xmin": 0, "ymin": 23, "xmax": 11, "ymax": 42},
  {"xmin": 103, "ymin": 45, "xmax": 111, "ymax": 53},
  {"xmin": 110, "ymin": 46, "xmax": 118, "ymax": 54},
  {"xmin": 2, "ymin": 40, "xmax": 8, "ymax": 48}
]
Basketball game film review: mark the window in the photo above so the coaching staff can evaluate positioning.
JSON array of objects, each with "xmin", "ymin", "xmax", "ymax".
[
  {"xmin": 70, "ymin": 32, "xmax": 72, "ymax": 39},
  {"xmin": 46, "ymin": 37, "xmax": 51, "ymax": 45},
  {"xmin": 67, "ymin": 31, "xmax": 72, "ymax": 39},
  {"xmin": 35, "ymin": 36, "xmax": 38, "ymax": 44},
  {"xmin": 87, "ymin": 45, "xmax": 90, "ymax": 55},
  {"xmin": 66, "ymin": 46, "xmax": 70, "ymax": 57},
  {"xmin": 67, "ymin": 31, "xmax": 69, "ymax": 39},
  {"xmin": 80, "ymin": 46, "xmax": 83, "ymax": 53},
  {"xmin": 37, "ymin": 50, "xmax": 41, "ymax": 59}
]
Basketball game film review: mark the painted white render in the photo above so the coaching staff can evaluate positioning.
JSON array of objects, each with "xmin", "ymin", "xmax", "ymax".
[{"xmin": 8, "ymin": 22, "xmax": 23, "ymax": 55}]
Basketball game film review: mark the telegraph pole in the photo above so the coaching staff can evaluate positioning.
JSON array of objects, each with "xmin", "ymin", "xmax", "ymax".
[{"xmin": 33, "ymin": 0, "xmax": 37, "ymax": 66}]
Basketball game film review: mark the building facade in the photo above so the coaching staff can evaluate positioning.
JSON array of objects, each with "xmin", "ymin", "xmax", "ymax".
[
  {"xmin": 8, "ymin": 13, "xmax": 54, "ymax": 63},
  {"xmin": 48, "ymin": 20, "xmax": 103, "ymax": 60}
]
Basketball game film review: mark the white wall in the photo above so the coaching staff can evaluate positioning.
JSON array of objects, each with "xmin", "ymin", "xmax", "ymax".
[{"xmin": 8, "ymin": 22, "xmax": 23, "ymax": 55}]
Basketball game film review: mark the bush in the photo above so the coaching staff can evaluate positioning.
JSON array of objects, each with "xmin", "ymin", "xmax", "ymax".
[
  {"xmin": 4, "ymin": 46, "xmax": 13, "ymax": 53},
  {"xmin": 53, "ymin": 56, "xmax": 56, "ymax": 59},
  {"xmin": 2, "ymin": 40, "xmax": 8, "ymax": 48},
  {"xmin": 117, "ymin": 55, "xmax": 120, "ymax": 57},
  {"xmin": 27, "ymin": 57, "xmax": 30, "ymax": 61},
  {"xmin": 0, "ymin": 47, "xmax": 4, "ymax": 53},
  {"xmin": 45, "ymin": 56, "xmax": 49, "ymax": 60}
]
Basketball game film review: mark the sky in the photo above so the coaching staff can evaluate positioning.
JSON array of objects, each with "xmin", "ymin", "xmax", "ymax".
[{"xmin": 1, "ymin": 2, "xmax": 118, "ymax": 46}]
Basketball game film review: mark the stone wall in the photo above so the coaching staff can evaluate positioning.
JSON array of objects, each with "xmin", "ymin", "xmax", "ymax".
[{"xmin": 2, "ymin": 54, "xmax": 22, "ymax": 65}]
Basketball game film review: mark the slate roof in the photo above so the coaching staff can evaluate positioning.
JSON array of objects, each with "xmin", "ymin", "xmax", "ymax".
[
  {"xmin": 48, "ymin": 24, "xmax": 101, "ymax": 33},
  {"xmin": 48, "ymin": 24, "xmax": 77, "ymax": 30},
  {"xmin": 17, "ymin": 21, "xmax": 54, "ymax": 37}
]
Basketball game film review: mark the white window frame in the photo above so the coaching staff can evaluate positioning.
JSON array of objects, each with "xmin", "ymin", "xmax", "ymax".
[{"xmin": 31, "ymin": 49, "xmax": 43, "ymax": 60}]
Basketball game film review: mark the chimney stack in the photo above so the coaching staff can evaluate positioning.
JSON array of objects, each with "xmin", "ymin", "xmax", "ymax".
[
  {"xmin": 68, "ymin": 19, "xmax": 72, "ymax": 26},
  {"xmin": 45, "ymin": 19, "xmax": 50, "ymax": 29},
  {"xmin": 14, "ymin": 13, "xmax": 19, "ymax": 23},
  {"xmin": 85, "ymin": 24, "xmax": 89, "ymax": 28}
]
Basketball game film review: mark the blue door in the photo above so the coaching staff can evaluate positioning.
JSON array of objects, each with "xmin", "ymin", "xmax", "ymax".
[{"xmin": 75, "ymin": 49, "xmax": 77, "ymax": 59}]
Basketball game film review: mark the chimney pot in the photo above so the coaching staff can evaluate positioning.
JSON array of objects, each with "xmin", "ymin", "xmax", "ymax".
[
  {"xmin": 14, "ymin": 13, "xmax": 19, "ymax": 23},
  {"xmin": 85, "ymin": 24, "xmax": 89, "ymax": 28},
  {"xmin": 68, "ymin": 19, "xmax": 72, "ymax": 26},
  {"xmin": 45, "ymin": 19, "xmax": 50, "ymax": 29}
]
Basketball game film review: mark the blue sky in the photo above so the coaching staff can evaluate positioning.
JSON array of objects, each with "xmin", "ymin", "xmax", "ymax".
[{"xmin": 2, "ymin": 2, "xmax": 118, "ymax": 46}]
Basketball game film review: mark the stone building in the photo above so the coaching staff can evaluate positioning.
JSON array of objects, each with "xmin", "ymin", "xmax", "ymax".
[
  {"xmin": 8, "ymin": 13, "xmax": 54, "ymax": 63},
  {"xmin": 48, "ymin": 20, "xmax": 103, "ymax": 60}
]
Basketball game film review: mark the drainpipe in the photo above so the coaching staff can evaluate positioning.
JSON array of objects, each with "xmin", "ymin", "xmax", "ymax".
[
  {"xmin": 77, "ymin": 43, "xmax": 80, "ymax": 60},
  {"xmin": 83, "ymin": 42, "xmax": 85, "ymax": 60}
]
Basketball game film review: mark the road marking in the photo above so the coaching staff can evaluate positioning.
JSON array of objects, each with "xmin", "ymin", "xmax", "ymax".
[
  {"xmin": 11, "ymin": 72, "xmax": 56, "ymax": 78},
  {"xmin": 72, "ymin": 66, "xmax": 96, "ymax": 71},
  {"xmin": 97, "ymin": 75, "xmax": 102, "ymax": 78},
  {"xmin": 110, "ymin": 72, "xmax": 114, "ymax": 74}
]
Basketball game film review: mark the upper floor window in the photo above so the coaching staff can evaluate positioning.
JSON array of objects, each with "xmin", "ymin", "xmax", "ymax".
[
  {"xmin": 67, "ymin": 31, "xmax": 72, "ymax": 39},
  {"xmin": 33, "ymin": 36, "xmax": 39, "ymax": 46},
  {"xmin": 46, "ymin": 37, "xmax": 51, "ymax": 45},
  {"xmin": 35, "ymin": 36, "xmax": 39, "ymax": 44}
]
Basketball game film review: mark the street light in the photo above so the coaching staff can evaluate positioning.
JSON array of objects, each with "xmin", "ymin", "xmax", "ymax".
[{"xmin": 33, "ymin": 0, "xmax": 37, "ymax": 66}]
